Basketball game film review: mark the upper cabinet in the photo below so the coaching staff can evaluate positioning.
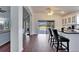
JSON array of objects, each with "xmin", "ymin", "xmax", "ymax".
[
  {"xmin": 62, "ymin": 14, "xmax": 79, "ymax": 29},
  {"xmin": 62, "ymin": 18, "xmax": 68, "ymax": 26},
  {"xmin": 68, "ymin": 17, "xmax": 71, "ymax": 23},
  {"xmin": 72, "ymin": 16, "xmax": 76, "ymax": 24},
  {"xmin": 62, "ymin": 19, "xmax": 64, "ymax": 26},
  {"xmin": 62, "ymin": 15, "xmax": 77, "ymax": 26}
]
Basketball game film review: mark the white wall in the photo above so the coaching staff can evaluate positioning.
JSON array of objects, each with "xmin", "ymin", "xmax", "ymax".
[
  {"xmin": 18, "ymin": 7, "xmax": 23, "ymax": 52},
  {"xmin": 11, "ymin": 6, "xmax": 23, "ymax": 52}
]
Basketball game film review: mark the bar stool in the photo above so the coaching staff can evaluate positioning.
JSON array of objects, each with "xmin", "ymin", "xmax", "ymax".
[
  {"xmin": 48, "ymin": 28, "xmax": 54, "ymax": 46},
  {"xmin": 52, "ymin": 29, "xmax": 70, "ymax": 52}
]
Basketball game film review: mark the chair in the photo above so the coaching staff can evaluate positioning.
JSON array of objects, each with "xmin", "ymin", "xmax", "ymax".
[
  {"xmin": 52, "ymin": 29, "xmax": 70, "ymax": 52},
  {"xmin": 48, "ymin": 28, "xmax": 54, "ymax": 46}
]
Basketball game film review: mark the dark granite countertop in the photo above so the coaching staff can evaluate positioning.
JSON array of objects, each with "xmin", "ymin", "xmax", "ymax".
[{"xmin": 59, "ymin": 31, "xmax": 79, "ymax": 34}]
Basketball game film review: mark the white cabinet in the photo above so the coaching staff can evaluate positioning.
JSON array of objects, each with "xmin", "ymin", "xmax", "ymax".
[
  {"xmin": 68, "ymin": 17, "xmax": 71, "ymax": 23},
  {"xmin": 62, "ymin": 18, "xmax": 67, "ymax": 26},
  {"xmin": 59, "ymin": 32, "xmax": 79, "ymax": 52},
  {"xmin": 72, "ymin": 16, "xmax": 76, "ymax": 24},
  {"xmin": 62, "ymin": 15, "xmax": 78, "ymax": 28}
]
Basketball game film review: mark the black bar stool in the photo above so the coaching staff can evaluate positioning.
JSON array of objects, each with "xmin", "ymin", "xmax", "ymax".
[
  {"xmin": 52, "ymin": 29, "xmax": 70, "ymax": 52},
  {"xmin": 48, "ymin": 28, "xmax": 54, "ymax": 46}
]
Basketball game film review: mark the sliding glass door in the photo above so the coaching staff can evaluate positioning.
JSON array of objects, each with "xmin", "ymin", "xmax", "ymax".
[{"xmin": 38, "ymin": 20, "xmax": 55, "ymax": 34}]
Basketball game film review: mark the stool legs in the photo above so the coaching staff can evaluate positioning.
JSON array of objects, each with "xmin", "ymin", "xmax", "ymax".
[
  {"xmin": 57, "ymin": 42, "xmax": 59, "ymax": 52},
  {"xmin": 60, "ymin": 42, "xmax": 62, "ymax": 48},
  {"xmin": 67, "ymin": 42, "xmax": 69, "ymax": 52},
  {"xmin": 52, "ymin": 38, "xmax": 54, "ymax": 48},
  {"xmin": 48, "ymin": 34, "xmax": 50, "ymax": 42},
  {"xmin": 50, "ymin": 37, "xmax": 52, "ymax": 46}
]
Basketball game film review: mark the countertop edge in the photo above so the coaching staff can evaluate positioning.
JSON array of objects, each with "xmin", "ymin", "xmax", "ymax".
[{"xmin": 59, "ymin": 31, "xmax": 79, "ymax": 34}]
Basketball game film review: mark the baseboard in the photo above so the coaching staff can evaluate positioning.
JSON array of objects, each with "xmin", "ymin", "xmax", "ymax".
[
  {"xmin": 0, "ymin": 41, "xmax": 10, "ymax": 47},
  {"xmin": 19, "ymin": 47, "xmax": 23, "ymax": 52},
  {"xmin": 30, "ymin": 34, "xmax": 37, "ymax": 36},
  {"xmin": 30, "ymin": 32, "xmax": 37, "ymax": 35}
]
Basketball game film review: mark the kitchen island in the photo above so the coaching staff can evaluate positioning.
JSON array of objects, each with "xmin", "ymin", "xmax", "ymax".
[{"xmin": 58, "ymin": 31, "xmax": 79, "ymax": 52}]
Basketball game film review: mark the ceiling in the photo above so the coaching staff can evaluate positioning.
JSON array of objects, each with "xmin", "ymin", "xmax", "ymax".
[{"xmin": 31, "ymin": 6, "xmax": 79, "ymax": 16}]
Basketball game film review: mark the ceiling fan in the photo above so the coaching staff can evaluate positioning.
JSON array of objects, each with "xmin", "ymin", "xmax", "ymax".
[{"xmin": 0, "ymin": 8, "xmax": 6, "ymax": 13}]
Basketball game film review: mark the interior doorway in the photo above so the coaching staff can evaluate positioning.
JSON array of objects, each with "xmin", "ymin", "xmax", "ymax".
[
  {"xmin": 23, "ymin": 7, "xmax": 30, "ymax": 36},
  {"xmin": 23, "ymin": 7, "xmax": 31, "ymax": 51}
]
